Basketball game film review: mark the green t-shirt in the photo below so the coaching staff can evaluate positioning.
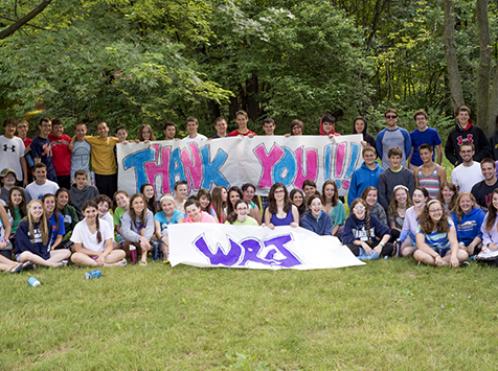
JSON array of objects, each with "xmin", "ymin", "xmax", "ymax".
[{"xmin": 225, "ymin": 216, "xmax": 258, "ymax": 226}]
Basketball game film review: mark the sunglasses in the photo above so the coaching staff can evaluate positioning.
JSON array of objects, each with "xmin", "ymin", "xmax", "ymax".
[{"xmin": 385, "ymin": 115, "xmax": 397, "ymax": 119}]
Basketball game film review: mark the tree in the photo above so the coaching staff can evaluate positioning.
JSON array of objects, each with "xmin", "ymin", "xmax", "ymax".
[{"xmin": 0, "ymin": 0, "xmax": 53, "ymax": 40}]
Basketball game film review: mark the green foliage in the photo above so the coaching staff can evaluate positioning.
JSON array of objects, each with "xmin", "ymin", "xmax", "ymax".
[{"xmin": 1, "ymin": 0, "xmax": 497, "ymax": 135}]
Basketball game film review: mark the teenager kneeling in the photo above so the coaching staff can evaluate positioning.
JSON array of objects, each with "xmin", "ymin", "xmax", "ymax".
[
  {"xmin": 414, "ymin": 199, "xmax": 468, "ymax": 267},
  {"xmin": 70, "ymin": 201, "xmax": 126, "ymax": 267},
  {"xmin": 342, "ymin": 198, "xmax": 393, "ymax": 260}
]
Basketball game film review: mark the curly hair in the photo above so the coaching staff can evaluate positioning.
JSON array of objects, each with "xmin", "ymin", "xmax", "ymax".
[{"xmin": 419, "ymin": 199, "xmax": 450, "ymax": 234}]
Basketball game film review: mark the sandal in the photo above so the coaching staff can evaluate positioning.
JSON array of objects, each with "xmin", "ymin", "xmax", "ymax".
[{"xmin": 9, "ymin": 263, "xmax": 23, "ymax": 274}]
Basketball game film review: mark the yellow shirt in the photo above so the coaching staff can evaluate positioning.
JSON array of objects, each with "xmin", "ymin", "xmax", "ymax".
[{"xmin": 85, "ymin": 136, "xmax": 119, "ymax": 175}]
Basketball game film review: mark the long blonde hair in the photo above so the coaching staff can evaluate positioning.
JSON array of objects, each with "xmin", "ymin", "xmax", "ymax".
[{"xmin": 26, "ymin": 200, "xmax": 49, "ymax": 246}]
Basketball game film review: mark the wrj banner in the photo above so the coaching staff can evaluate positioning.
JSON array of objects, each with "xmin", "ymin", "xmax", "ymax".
[
  {"xmin": 168, "ymin": 224, "xmax": 364, "ymax": 270},
  {"xmin": 117, "ymin": 134, "xmax": 363, "ymax": 196}
]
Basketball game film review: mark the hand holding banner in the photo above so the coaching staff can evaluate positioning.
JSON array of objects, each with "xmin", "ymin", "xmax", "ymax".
[{"xmin": 117, "ymin": 135, "xmax": 363, "ymax": 197}]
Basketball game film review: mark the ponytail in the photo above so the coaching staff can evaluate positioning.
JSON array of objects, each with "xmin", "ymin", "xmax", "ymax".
[{"xmin": 96, "ymin": 216, "xmax": 102, "ymax": 244}]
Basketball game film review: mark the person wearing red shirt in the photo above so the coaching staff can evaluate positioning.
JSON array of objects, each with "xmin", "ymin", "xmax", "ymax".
[
  {"xmin": 319, "ymin": 113, "xmax": 341, "ymax": 137},
  {"xmin": 48, "ymin": 118, "xmax": 72, "ymax": 189},
  {"xmin": 227, "ymin": 110, "xmax": 256, "ymax": 137}
]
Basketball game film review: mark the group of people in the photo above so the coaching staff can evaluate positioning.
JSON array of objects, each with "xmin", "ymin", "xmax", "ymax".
[{"xmin": 1, "ymin": 105, "xmax": 498, "ymax": 273}]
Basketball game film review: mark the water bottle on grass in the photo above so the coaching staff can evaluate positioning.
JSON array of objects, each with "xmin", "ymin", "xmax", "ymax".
[
  {"xmin": 129, "ymin": 245, "xmax": 138, "ymax": 264},
  {"xmin": 85, "ymin": 270, "xmax": 103, "ymax": 280},
  {"xmin": 27, "ymin": 276, "xmax": 41, "ymax": 287}
]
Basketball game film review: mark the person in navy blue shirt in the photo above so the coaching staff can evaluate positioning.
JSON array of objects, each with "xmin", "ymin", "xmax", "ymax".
[
  {"xmin": 15, "ymin": 200, "xmax": 70, "ymax": 268},
  {"xmin": 409, "ymin": 109, "xmax": 442, "ymax": 167},
  {"xmin": 31, "ymin": 118, "xmax": 57, "ymax": 182},
  {"xmin": 300, "ymin": 195, "xmax": 332, "ymax": 235}
]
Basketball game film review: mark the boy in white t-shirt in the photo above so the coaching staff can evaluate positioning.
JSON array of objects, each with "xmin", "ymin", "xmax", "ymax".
[
  {"xmin": 25, "ymin": 163, "xmax": 59, "ymax": 200},
  {"xmin": 451, "ymin": 141, "xmax": 484, "ymax": 192}
]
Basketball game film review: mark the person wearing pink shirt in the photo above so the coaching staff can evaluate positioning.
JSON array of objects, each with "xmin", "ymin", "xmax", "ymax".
[{"xmin": 181, "ymin": 199, "xmax": 216, "ymax": 223}]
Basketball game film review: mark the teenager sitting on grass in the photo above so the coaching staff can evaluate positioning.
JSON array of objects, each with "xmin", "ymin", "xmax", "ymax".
[
  {"xmin": 264, "ymin": 183, "xmax": 299, "ymax": 228},
  {"xmin": 0, "ymin": 253, "xmax": 22, "ymax": 273},
  {"xmin": 94, "ymin": 195, "xmax": 114, "ymax": 230},
  {"xmin": 438, "ymin": 183, "xmax": 458, "ymax": 212},
  {"xmin": 300, "ymin": 195, "xmax": 333, "ymax": 235},
  {"xmin": 210, "ymin": 186, "xmax": 227, "ymax": 223},
  {"xmin": 342, "ymin": 198, "xmax": 393, "ymax": 260},
  {"xmin": 140, "ymin": 183, "xmax": 158, "ymax": 212},
  {"xmin": 15, "ymin": 200, "xmax": 71, "ymax": 268},
  {"xmin": 42, "ymin": 194, "xmax": 65, "ymax": 250},
  {"xmin": 362, "ymin": 186, "xmax": 388, "ymax": 227},
  {"xmin": 182, "ymin": 198, "xmax": 217, "ymax": 223},
  {"xmin": 321, "ymin": 180, "xmax": 345, "ymax": 236},
  {"xmin": 414, "ymin": 199, "xmax": 468, "ymax": 267},
  {"xmin": 197, "ymin": 189, "xmax": 218, "ymax": 220},
  {"xmin": 451, "ymin": 193, "xmax": 485, "ymax": 257},
  {"xmin": 70, "ymin": 201, "xmax": 126, "ymax": 267},
  {"xmin": 388, "ymin": 185, "xmax": 411, "ymax": 241},
  {"xmin": 155, "ymin": 195, "xmax": 183, "ymax": 260},
  {"xmin": 0, "ymin": 203, "xmax": 12, "ymax": 260},
  {"xmin": 242, "ymin": 183, "xmax": 261, "ymax": 224},
  {"xmin": 226, "ymin": 186, "xmax": 244, "ymax": 217},
  {"xmin": 479, "ymin": 189, "xmax": 498, "ymax": 257},
  {"xmin": 226, "ymin": 200, "xmax": 258, "ymax": 226},
  {"xmin": 399, "ymin": 187, "xmax": 429, "ymax": 257},
  {"xmin": 55, "ymin": 188, "xmax": 79, "ymax": 249},
  {"xmin": 120, "ymin": 194, "xmax": 154, "ymax": 265},
  {"xmin": 6, "ymin": 186, "xmax": 27, "ymax": 238},
  {"xmin": 290, "ymin": 189, "xmax": 306, "ymax": 217}
]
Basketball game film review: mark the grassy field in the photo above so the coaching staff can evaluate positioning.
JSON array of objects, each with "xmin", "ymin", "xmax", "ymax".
[{"xmin": 1, "ymin": 259, "xmax": 497, "ymax": 370}]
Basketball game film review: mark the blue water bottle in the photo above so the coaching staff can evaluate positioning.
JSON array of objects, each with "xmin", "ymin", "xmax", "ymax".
[
  {"xmin": 85, "ymin": 270, "xmax": 103, "ymax": 280},
  {"xmin": 27, "ymin": 276, "xmax": 41, "ymax": 287}
]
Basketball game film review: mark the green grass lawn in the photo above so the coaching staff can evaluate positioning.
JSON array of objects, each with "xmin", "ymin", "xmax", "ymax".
[{"xmin": 1, "ymin": 260, "xmax": 497, "ymax": 370}]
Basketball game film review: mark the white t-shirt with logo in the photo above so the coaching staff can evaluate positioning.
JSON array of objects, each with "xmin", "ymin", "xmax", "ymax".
[
  {"xmin": 0, "ymin": 135, "xmax": 25, "ymax": 180},
  {"xmin": 25, "ymin": 180, "xmax": 60, "ymax": 200}
]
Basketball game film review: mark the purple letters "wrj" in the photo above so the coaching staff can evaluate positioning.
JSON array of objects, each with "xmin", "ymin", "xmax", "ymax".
[{"xmin": 194, "ymin": 233, "xmax": 301, "ymax": 268}]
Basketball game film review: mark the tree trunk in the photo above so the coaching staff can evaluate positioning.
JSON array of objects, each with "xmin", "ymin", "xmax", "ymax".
[
  {"xmin": 476, "ymin": 0, "xmax": 492, "ymax": 134},
  {"xmin": 488, "ymin": 64, "xmax": 498, "ymax": 137},
  {"xmin": 442, "ymin": 0, "xmax": 465, "ymax": 111}
]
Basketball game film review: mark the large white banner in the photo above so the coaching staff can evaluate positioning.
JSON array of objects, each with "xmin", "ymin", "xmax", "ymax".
[
  {"xmin": 168, "ymin": 224, "xmax": 364, "ymax": 270},
  {"xmin": 117, "ymin": 135, "xmax": 363, "ymax": 196}
]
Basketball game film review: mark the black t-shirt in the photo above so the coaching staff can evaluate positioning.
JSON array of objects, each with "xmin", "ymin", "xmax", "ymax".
[{"xmin": 471, "ymin": 179, "xmax": 498, "ymax": 209}]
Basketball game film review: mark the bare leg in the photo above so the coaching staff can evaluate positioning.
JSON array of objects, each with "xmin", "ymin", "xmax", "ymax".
[
  {"xmin": 71, "ymin": 252, "xmax": 99, "ymax": 267},
  {"xmin": 18, "ymin": 251, "xmax": 60, "ymax": 268},
  {"xmin": 103, "ymin": 250, "xmax": 126, "ymax": 266},
  {"xmin": 161, "ymin": 237, "xmax": 169, "ymax": 260},
  {"xmin": 401, "ymin": 240, "xmax": 416, "ymax": 257},
  {"xmin": 140, "ymin": 243, "xmax": 150, "ymax": 265},
  {"xmin": 47, "ymin": 249, "xmax": 71, "ymax": 266},
  {"xmin": 0, "ymin": 254, "xmax": 22, "ymax": 272},
  {"xmin": 413, "ymin": 249, "xmax": 446, "ymax": 266}
]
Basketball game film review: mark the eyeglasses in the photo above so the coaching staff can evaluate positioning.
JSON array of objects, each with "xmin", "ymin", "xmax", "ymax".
[
  {"xmin": 385, "ymin": 115, "xmax": 397, "ymax": 119},
  {"xmin": 353, "ymin": 206, "xmax": 366, "ymax": 212},
  {"xmin": 429, "ymin": 208, "xmax": 443, "ymax": 213}
]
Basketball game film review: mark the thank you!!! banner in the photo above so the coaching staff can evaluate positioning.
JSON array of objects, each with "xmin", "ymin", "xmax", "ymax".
[
  {"xmin": 168, "ymin": 224, "xmax": 364, "ymax": 270},
  {"xmin": 117, "ymin": 134, "xmax": 363, "ymax": 196}
]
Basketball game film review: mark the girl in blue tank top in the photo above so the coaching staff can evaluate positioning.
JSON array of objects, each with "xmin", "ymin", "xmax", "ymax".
[{"xmin": 264, "ymin": 183, "xmax": 299, "ymax": 228}]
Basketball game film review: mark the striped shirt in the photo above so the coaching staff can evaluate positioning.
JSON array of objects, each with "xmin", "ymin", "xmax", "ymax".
[{"xmin": 416, "ymin": 165, "xmax": 441, "ymax": 199}]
